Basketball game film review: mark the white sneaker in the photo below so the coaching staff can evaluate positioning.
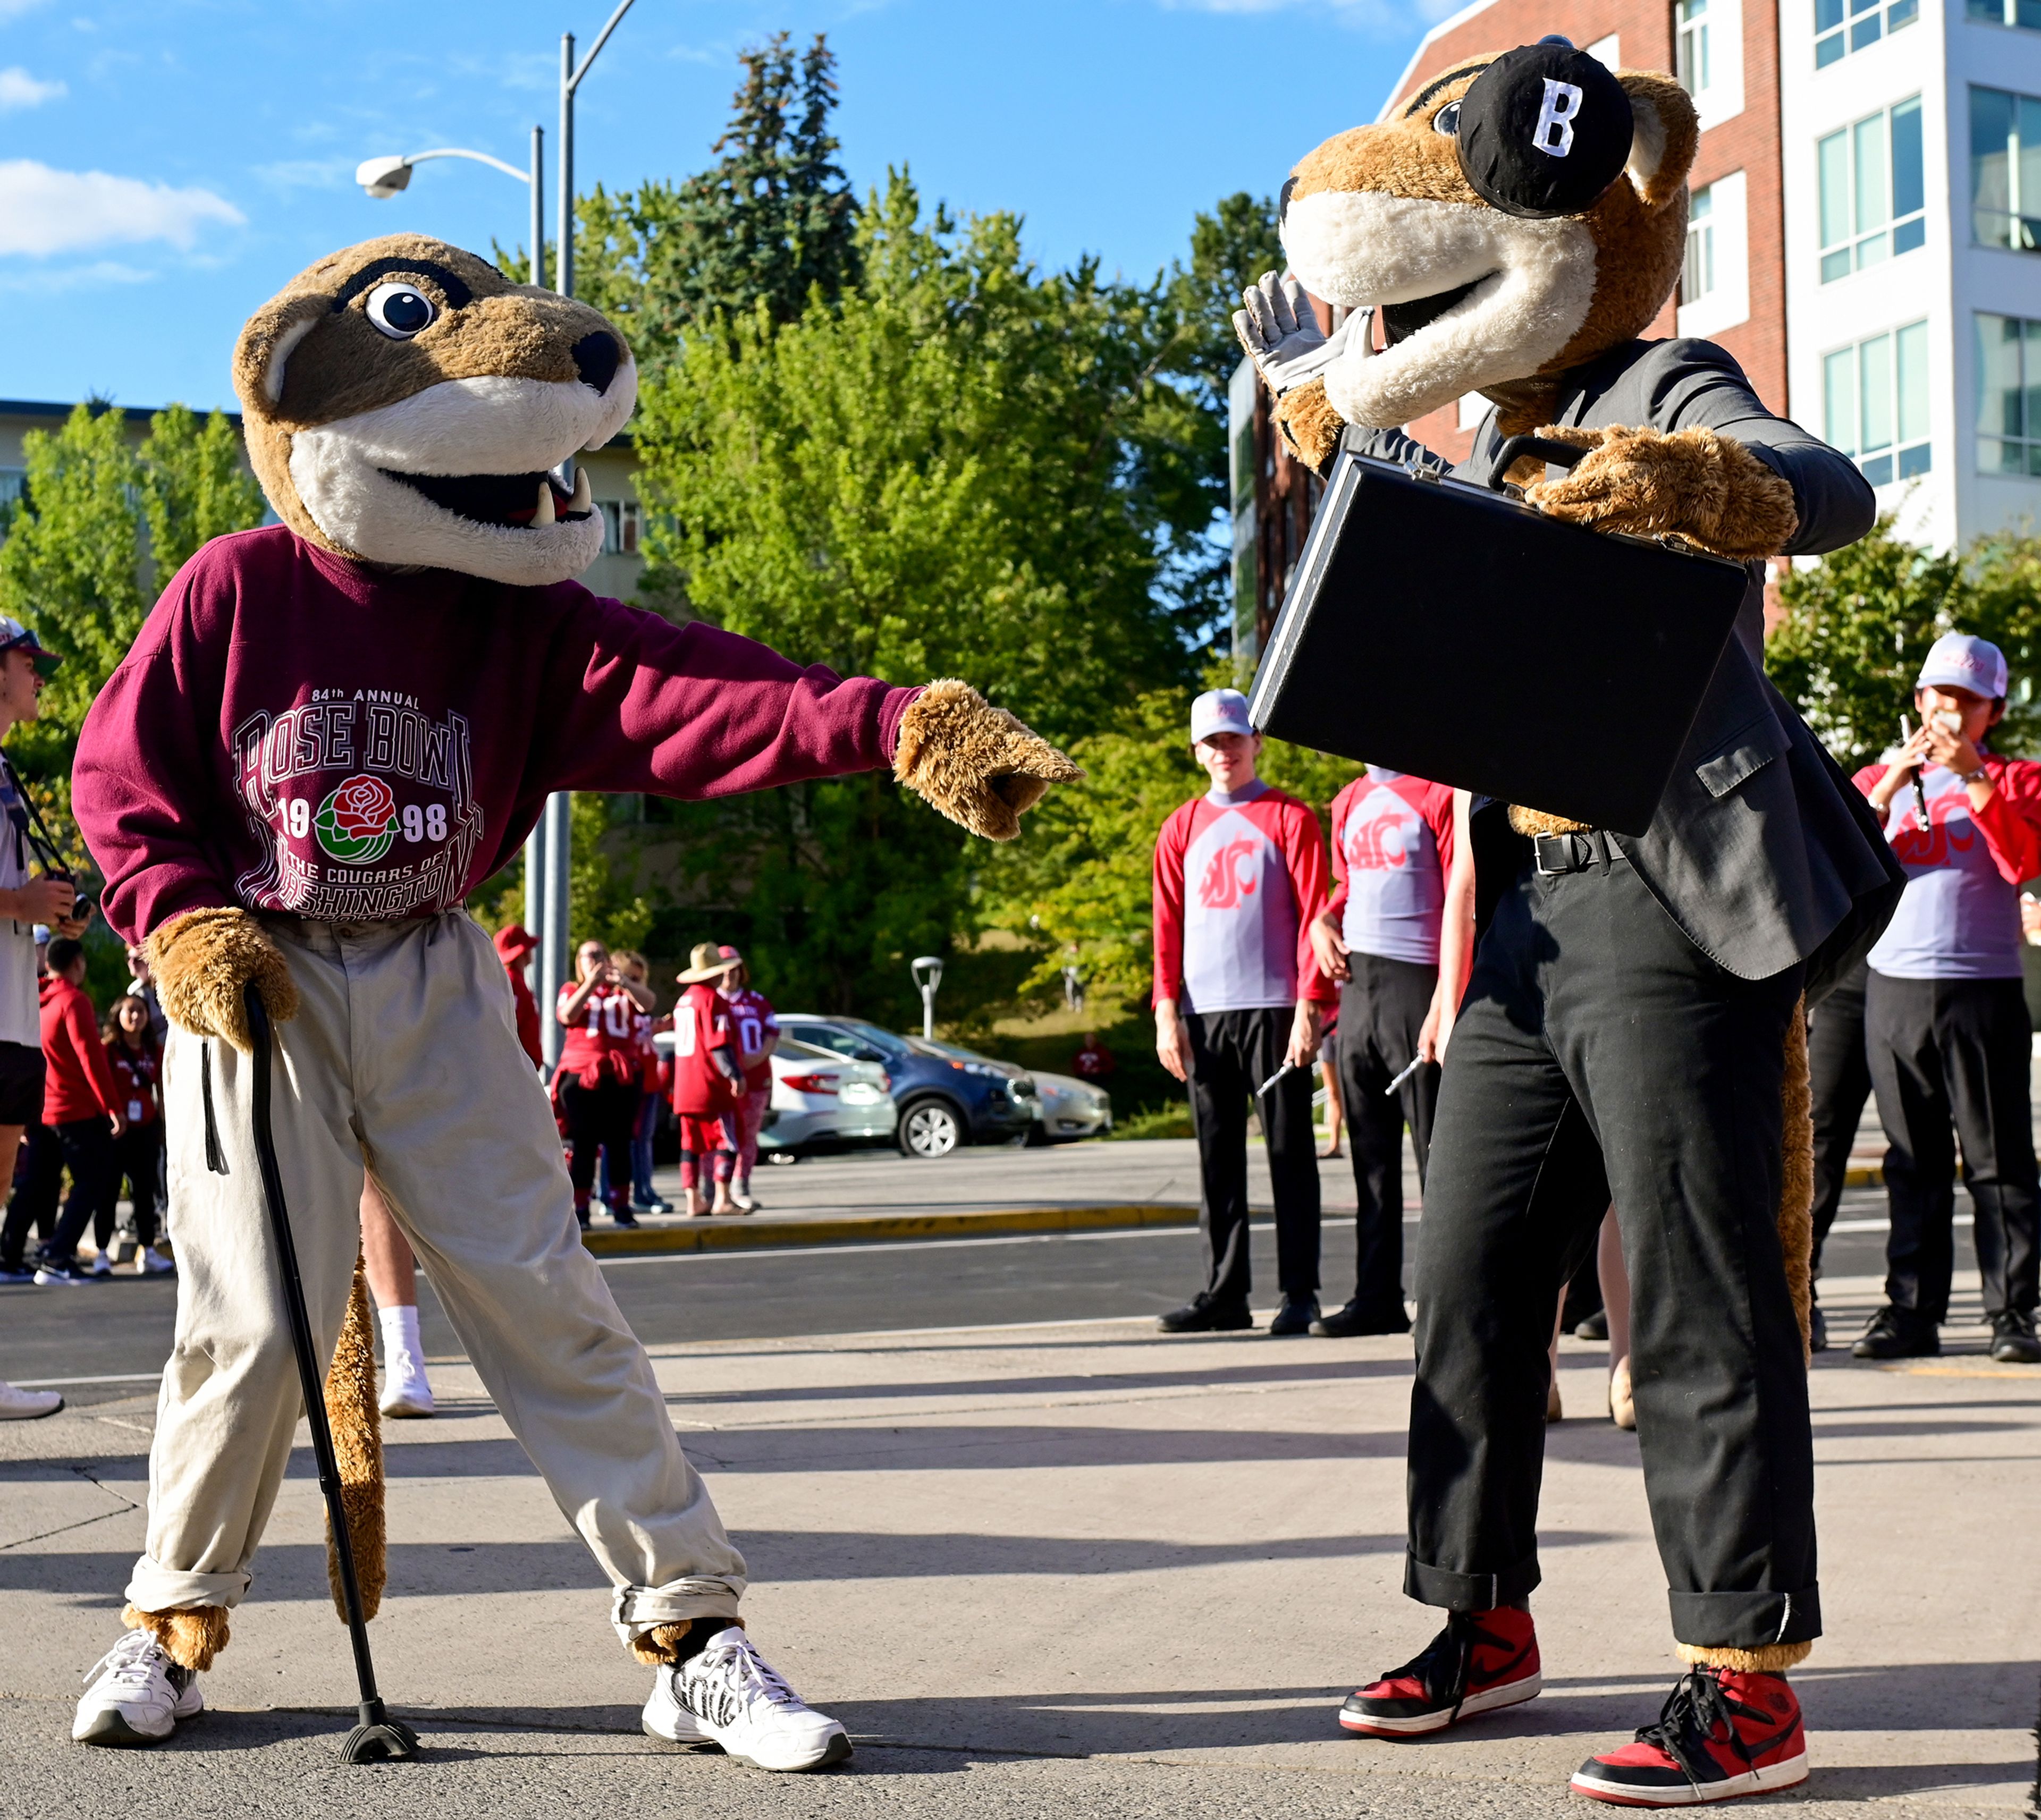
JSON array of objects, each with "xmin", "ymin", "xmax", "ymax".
[
  {"xmin": 0, "ymin": 1379, "xmax": 62, "ymax": 1419},
  {"xmin": 73, "ymin": 1630, "xmax": 204, "ymax": 1746},
  {"xmin": 642, "ymin": 1628, "xmax": 850, "ymax": 1772},
  {"xmin": 732, "ymin": 1190, "xmax": 760, "ymax": 1213},
  {"xmin": 379, "ymin": 1351, "xmax": 435, "ymax": 1418},
  {"xmin": 140, "ymin": 1247, "xmax": 176, "ymax": 1275},
  {"xmin": 88, "ymin": 1251, "xmax": 113, "ymax": 1277}
]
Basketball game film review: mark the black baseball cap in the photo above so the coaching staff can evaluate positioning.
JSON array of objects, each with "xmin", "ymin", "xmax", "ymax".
[
  {"xmin": 0, "ymin": 617, "xmax": 62, "ymax": 678},
  {"xmin": 1455, "ymin": 38, "xmax": 1634, "ymax": 219}
]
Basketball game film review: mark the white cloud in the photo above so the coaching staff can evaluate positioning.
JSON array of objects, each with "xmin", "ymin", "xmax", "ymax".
[
  {"xmin": 0, "ymin": 65, "xmax": 64, "ymax": 108},
  {"xmin": 0, "ymin": 257, "xmax": 153, "ymax": 293},
  {"xmin": 0, "ymin": 160, "xmax": 243, "ymax": 257},
  {"xmin": 251, "ymin": 157, "xmax": 351, "ymax": 194}
]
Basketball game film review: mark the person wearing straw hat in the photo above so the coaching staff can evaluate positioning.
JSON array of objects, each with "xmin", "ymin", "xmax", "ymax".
[{"xmin": 671, "ymin": 943, "xmax": 746, "ymax": 1218}]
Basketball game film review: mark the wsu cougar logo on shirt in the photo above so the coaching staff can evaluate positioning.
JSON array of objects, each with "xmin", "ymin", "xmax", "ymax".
[{"xmin": 1198, "ymin": 837, "xmax": 1263, "ymax": 911}]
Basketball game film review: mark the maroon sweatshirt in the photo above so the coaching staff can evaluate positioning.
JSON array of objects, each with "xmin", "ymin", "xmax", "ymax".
[{"xmin": 74, "ymin": 527, "xmax": 918, "ymax": 943}]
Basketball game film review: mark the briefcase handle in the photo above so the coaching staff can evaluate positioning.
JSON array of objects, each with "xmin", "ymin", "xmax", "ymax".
[{"xmin": 1482, "ymin": 434, "xmax": 1590, "ymax": 491}]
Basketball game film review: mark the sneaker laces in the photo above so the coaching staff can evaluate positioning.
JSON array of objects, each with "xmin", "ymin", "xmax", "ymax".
[
  {"xmin": 1633, "ymin": 1670, "xmax": 1764, "ymax": 1793},
  {"xmin": 688, "ymin": 1633, "xmax": 804, "ymax": 1721},
  {"xmin": 82, "ymin": 1629, "xmax": 171, "ymax": 1693},
  {"xmin": 1380, "ymin": 1612, "xmax": 1494, "ymax": 1722}
]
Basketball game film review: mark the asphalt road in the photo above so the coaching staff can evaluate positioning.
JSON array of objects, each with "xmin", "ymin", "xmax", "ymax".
[{"xmin": 4, "ymin": 1188, "xmax": 1906, "ymax": 1401}]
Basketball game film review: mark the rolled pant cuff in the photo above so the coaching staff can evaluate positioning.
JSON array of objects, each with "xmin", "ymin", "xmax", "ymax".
[
  {"xmin": 1404, "ymin": 1551, "xmax": 1540, "ymax": 1612},
  {"xmin": 1668, "ymin": 1586, "xmax": 1821, "ymax": 1650},
  {"xmin": 609, "ymin": 1578, "xmax": 744, "ymax": 1648},
  {"xmin": 124, "ymin": 1556, "xmax": 252, "ymax": 1613}
]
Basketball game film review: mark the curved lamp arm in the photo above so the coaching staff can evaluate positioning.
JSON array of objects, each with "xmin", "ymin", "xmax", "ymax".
[{"xmin": 357, "ymin": 147, "xmax": 530, "ymax": 197}]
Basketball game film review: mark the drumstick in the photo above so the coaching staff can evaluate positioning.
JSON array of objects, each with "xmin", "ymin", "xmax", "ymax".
[
  {"xmin": 1255, "ymin": 1062, "xmax": 1297, "ymax": 1098},
  {"xmin": 1384, "ymin": 1055, "xmax": 1426, "ymax": 1096}
]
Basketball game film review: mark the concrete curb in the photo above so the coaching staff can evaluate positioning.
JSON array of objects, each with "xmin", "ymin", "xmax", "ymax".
[
  {"xmin": 581, "ymin": 1203, "xmax": 1203, "ymax": 1256},
  {"xmin": 1845, "ymin": 1163, "xmax": 1882, "ymax": 1187}
]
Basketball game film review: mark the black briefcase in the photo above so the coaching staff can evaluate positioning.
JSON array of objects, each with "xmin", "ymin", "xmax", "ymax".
[{"xmin": 1246, "ymin": 437, "xmax": 1750, "ymax": 836}]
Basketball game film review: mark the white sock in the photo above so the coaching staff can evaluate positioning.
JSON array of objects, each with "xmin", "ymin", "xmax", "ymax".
[{"xmin": 378, "ymin": 1303, "xmax": 421, "ymax": 1368}]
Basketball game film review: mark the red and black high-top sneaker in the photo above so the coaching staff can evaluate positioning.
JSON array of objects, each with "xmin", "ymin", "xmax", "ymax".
[
  {"xmin": 1570, "ymin": 1667, "xmax": 1808, "ymax": 1806},
  {"xmin": 1339, "ymin": 1607, "xmax": 1541, "ymax": 1737}
]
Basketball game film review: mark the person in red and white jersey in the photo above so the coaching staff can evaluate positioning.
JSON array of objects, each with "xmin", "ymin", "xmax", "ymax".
[
  {"xmin": 555, "ymin": 938, "xmax": 655, "ymax": 1230},
  {"xmin": 607, "ymin": 951, "xmax": 671, "ymax": 1217},
  {"xmin": 670, "ymin": 944, "xmax": 746, "ymax": 1217},
  {"xmin": 1306, "ymin": 766, "xmax": 1456, "ymax": 1337},
  {"xmin": 718, "ymin": 945, "xmax": 778, "ymax": 1212},
  {"xmin": 1152, "ymin": 688, "xmax": 1334, "ymax": 1334}
]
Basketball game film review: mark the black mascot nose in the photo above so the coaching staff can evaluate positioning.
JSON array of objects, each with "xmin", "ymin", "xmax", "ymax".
[{"xmin": 572, "ymin": 332, "xmax": 622, "ymax": 396}]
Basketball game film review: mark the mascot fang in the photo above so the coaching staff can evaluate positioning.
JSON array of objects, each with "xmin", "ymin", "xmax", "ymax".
[
  {"xmin": 66, "ymin": 234, "xmax": 1078, "ymax": 1768},
  {"xmin": 1234, "ymin": 39, "xmax": 1904, "ymax": 1808}
]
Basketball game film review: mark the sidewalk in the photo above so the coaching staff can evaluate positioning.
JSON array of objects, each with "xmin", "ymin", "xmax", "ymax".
[{"xmin": 3, "ymin": 1306, "xmax": 2033, "ymax": 1817}]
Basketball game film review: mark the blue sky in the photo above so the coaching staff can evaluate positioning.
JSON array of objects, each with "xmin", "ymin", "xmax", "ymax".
[{"xmin": 0, "ymin": 0, "xmax": 1448, "ymax": 413}]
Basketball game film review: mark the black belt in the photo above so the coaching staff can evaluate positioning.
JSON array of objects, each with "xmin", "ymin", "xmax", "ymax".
[{"xmin": 1532, "ymin": 829, "xmax": 1623, "ymax": 876}]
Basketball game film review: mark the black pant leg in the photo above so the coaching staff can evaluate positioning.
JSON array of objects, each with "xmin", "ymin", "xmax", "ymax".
[
  {"xmin": 599, "ymin": 1082, "xmax": 639, "ymax": 1209},
  {"xmin": 47, "ymin": 1120, "xmax": 115, "ymax": 1260},
  {"xmin": 126, "ymin": 1125, "xmax": 163, "ymax": 1245},
  {"xmin": 1341, "ymin": 956, "xmax": 1438, "ymax": 1313},
  {"xmin": 1247, "ymin": 1007, "xmax": 1320, "ymax": 1300},
  {"xmin": 1806, "ymin": 964, "xmax": 1871, "ymax": 1272},
  {"xmin": 1406, "ymin": 878, "xmax": 1611, "ymax": 1611},
  {"xmin": 1867, "ymin": 972, "xmax": 1959, "ymax": 1320},
  {"xmin": 561, "ymin": 1078, "xmax": 603, "ymax": 1197},
  {"xmin": 1936, "ymin": 978, "xmax": 2040, "ymax": 1318},
  {"xmin": 3, "ymin": 1125, "xmax": 62, "ymax": 1267},
  {"xmin": 1187, "ymin": 1011, "xmax": 1253, "ymax": 1309}
]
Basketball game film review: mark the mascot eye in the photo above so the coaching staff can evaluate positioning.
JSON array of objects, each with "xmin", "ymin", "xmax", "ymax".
[
  {"xmin": 364, "ymin": 282, "xmax": 438, "ymax": 340},
  {"xmin": 1433, "ymin": 99, "xmax": 1463, "ymax": 136}
]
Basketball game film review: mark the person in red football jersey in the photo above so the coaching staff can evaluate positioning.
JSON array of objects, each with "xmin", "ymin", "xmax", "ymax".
[
  {"xmin": 718, "ymin": 945, "xmax": 779, "ymax": 1212},
  {"xmin": 555, "ymin": 938, "xmax": 655, "ymax": 1230},
  {"xmin": 493, "ymin": 924, "xmax": 543, "ymax": 1070},
  {"xmin": 670, "ymin": 944, "xmax": 745, "ymax": 1217}
]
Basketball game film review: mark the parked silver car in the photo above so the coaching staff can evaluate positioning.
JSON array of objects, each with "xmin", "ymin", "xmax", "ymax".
[
  {"xmin": 651, "ymin": 1031, "xmax": 896, "ymax": 1156},
  {"xmin": 1024, "ymin": 1068, "xmax": 1113, "ymax": 1144}
]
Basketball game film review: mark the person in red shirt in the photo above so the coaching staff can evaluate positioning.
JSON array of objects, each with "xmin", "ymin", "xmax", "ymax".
[
  {"xmin": 670, "ymin": 944, "xmax": 746, "ymax": 1217},
  {"xmin": 493, "ymin": 924, "xmax": 543, "ymax": 1070},
  {"xmin": 0, "ymin": 937, "xmax": 125, "ymax": 1283},
  {"xmin": 1151, "ymin": 688, "xmax": 1335, "ymax": 1334},
  {"xmin": 95, "ymin": 993, "xmax": 171, "ymax": 1275},
  {"xmin": 1072, "ymin": 1032, "xmax": 1116, "ymax": 1080},
  {"xmin": 719, "ymin": 945, "xmax": 778, "ymax": 1213},
  {"xmin": 608, "ymin": 951, "xmax": 672, "ymax": 1217},
  {"xmin": 555, "ymin": 938, "xmax": 655, "ymax": 1230}
]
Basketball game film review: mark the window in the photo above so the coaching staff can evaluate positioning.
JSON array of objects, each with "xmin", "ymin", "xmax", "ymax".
[
  {"xmin": 1685, "ymin": 187, "xmax": 1716, "ymax": 301},
  {"xmin": 1969, "ymin": 0, "xmax": 2041, "ymax": 31},
  {"xmin": 1679, "ymin": 0, "xmax": 1744, "ymax": 125},
  {"xmin": 1819, "ymin": 97, "xmax": 1926, "ymax": 280},
  {"xmin": 1586, "ymin": 31, "xmax": 1621, "ymax": 65},
  {"xmin": 1456, "ymin": 392, "xmax": 1488, "ymax": 431},
  {"xmin": 1679, "ymin": 0, "xmax": 1712, "ymax": 93},
  {"xmin": 1818, "ymin": 0, "xmax": 1919, "ymax": 65},
  {"xmin": 1971, "ymin": 87, "xmax": 2041, "ymax": 250},
  {"xmin": 1823, "ymin": 321, "xmax": 1932, "ymax": 485},
  {"xmin": 596, "ymin": 499, "xmax": 641, "ymax": 556},
  {"xmin": 1679, "ymin": 173, "xmax": 1750, "ymax": 337},
  {"xmin": 1973, "ymin": 312, "xmax": 2041, "ymax": 473}
]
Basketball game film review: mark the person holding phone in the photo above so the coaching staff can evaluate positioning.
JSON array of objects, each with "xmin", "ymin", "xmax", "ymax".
[
  {"xmin": 1851, "ymin": 634, "xmax": 2041, "ymax": 1363},
  {"xmin": 555, "ymin": 939, "xmax": 655, "ymax": 1230}
]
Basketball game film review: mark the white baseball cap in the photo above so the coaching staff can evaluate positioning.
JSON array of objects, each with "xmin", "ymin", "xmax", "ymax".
[
  {"xmin": 1918, "ymin": 632, "xmax": 2009, "ymax": 701},
  {"xmin": 1190, "ymin": 688, "xmax": 1254, "ymax": 744}
]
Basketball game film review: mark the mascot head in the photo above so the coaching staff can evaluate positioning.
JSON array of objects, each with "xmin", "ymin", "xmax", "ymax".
[
  {"xmin": 231, "ymin": 234, "xmax": 636, "ymax": 586},
  {"xmin": 1280, "ymin": 38, "xmax": 1698, "ymax": 430}
]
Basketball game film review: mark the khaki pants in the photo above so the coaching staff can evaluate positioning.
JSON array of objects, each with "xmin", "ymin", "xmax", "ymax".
[{"xmin": 126, "ymin": 912, "xmax": 745, "ymax": 1648}]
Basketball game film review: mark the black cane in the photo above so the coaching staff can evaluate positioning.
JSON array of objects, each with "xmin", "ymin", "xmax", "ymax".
[{"xmin": 243, "ymin": 983, "xmax": 420, "ymax": 1764}]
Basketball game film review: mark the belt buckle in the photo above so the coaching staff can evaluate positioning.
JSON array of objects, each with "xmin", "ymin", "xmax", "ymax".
[{"xmin": 1534, "ymin": 832, "xmax": 1587, "ymax": 877}]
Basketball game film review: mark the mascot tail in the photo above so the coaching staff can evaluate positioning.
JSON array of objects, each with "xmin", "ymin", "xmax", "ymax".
[
  {"xmin": 323, "ymin": 1256, "xmax": 386, "ymax": 1621},
  {"xmin": 1778, "ymin": 1001, "xmax": 1815, "ymax": 1364}
]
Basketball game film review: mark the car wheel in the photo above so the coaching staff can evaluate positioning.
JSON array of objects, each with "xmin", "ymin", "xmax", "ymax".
[{"xmin": 897, "ymin": 1097, "xmax": 964, "ymax": 1158}]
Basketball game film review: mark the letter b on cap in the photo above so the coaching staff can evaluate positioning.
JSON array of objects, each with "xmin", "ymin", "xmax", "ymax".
[{"xmin": 1533, "ymin": 79, "xmax": 1583, "ymax": 157}]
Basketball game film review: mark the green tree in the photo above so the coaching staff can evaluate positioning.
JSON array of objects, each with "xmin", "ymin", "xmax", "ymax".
[
  {"xmin": 139, "ymin": 404, "xmax": 266, "ymax": 586},
  {"xmin": 569, "ymin": 791, "xmax": 656, "ymax": 955},
  {"xmin": 1766, "ymin": 520, "xmax": 2041, "ymax": 764}
]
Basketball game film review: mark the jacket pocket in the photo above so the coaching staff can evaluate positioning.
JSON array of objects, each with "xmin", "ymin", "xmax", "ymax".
[{"xmin": 1696, "ymin": 711, "xmax": 1790, "ymax": 799}]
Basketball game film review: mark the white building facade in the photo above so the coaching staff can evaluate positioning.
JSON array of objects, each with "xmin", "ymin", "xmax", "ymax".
[{"xmin": 1783, "ymin": 0, "xmax": 2041, "ymax": 546}]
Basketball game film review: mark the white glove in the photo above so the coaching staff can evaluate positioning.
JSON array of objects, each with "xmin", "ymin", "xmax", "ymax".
[{"xmin": 1232, "ymin": 271, "xmax": 1366, "ymax": 396}]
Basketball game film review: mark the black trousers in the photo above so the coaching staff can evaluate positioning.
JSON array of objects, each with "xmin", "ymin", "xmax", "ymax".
[
  {"xmin": 1337, "ymin": 955, "xmax": 1439, "ymax": 1313},
  {"xmin": 560, "ymin": 1074, "xmax": 639, "ymax": 1209},
  {"xmin": 1186, "ymin": 1006, "xmax": 1320, "ymax": 1307},
  {"xmin": 1409, "ymin": 848, "xmax": 1817, "ymax": 1650},
  {"xmin": 1807, "ymin": 962, "xmax": 1871, "ymax": 1275},
  {"xmin": 1, "ymin": 1118, "xmax": 116, "ymax": 1267},
  {"xmin": 1865, "ymin": 971, "xmax": 2040, "ymax": 1319},
  {"xmin": 95, "ymin": 1122, "xmax": 166, "ymax": 1249}
]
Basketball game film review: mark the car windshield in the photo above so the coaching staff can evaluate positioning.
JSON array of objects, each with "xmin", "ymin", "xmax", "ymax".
[
  {"xmin": 786, "ymin": 1020, "xmax": 910, "ymax": 1063},
  {"xmin": 909, "ymin": 1037, "xmax": 1007, "ymax": 1070}
]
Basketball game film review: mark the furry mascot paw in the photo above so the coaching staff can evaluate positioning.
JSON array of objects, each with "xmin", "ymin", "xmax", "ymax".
[
  {"xmin": 1273, "ymin": 379, "xmax": 1346, "ymax": 473},
  {"xmin": 894, "ymin": 680, "xmax": 1083, "ymax": 841},
  {"xmin": 1523, "ymin": 424, "xmax": 1800, "ymax": 560},
  {"xmin": 144, "ymin": 906, "xmax": 299, "ymax": 1051},
  {"xmin": 121, "ymin": 1603, "xmax": 231, "ymax": 1673}
]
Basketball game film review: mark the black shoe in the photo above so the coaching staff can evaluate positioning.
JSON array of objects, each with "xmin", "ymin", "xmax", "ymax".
[
  {"xmin": 1573, "ymin": 1307, "xmax": 1610, "ymax": 1342},
  {"xmin": 1310, "ymin": 1297, "xmax": 1412, "ymax": 1338},
  {"xmin": 1269, "ymin": 1296, "xmax": 1319, "ymax": 1336},
  {"xmin": 610, "ymin": 1207, "xmax": 639, "ymax": 1229},
  {"xmin": 1808, "ymin": 1301, "xmax": 1828, "ymax": 1353},
  {"xmin": 1989, "ymin": 1309, "xmax": 2041, "ymax": 1364},
  {"xmin": 1158, "ymin": 1296, "xmax": 1253, "ymax": 1334},
  {"xmin": 1852, "ymin": 1305, "xmax": 1939, "ymax": 1359}
]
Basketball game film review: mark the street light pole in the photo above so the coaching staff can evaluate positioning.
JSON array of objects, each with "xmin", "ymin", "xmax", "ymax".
[{"xmin": 535, "ymin": 0, "xmax": 637, "ymax": 1065}]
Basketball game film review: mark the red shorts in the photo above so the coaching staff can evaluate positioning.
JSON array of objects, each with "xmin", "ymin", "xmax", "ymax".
[{"xmin": 676, "ymin": 1112, "xmax": 737, "ymax": 1155}]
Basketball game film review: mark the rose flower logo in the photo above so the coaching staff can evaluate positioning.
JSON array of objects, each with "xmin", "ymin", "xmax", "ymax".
[{"xmin": 314, "ymin": 773, "xmax": 400, "ymax": 865}]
